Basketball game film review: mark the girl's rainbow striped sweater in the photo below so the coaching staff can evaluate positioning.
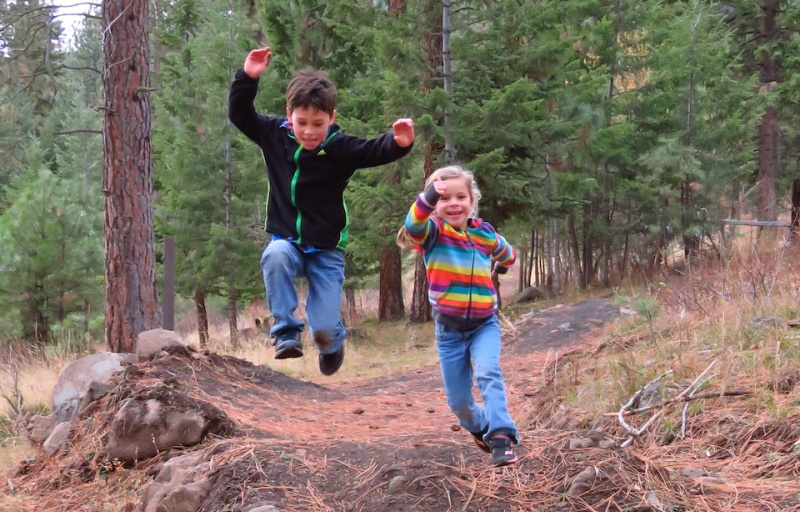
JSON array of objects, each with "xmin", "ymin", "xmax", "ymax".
[{"xmin": 404, "ymin": 189, "xmax": 516, "ymax": 327}]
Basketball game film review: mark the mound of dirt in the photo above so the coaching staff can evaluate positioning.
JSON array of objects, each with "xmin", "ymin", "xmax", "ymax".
[{"xmin": 5, "ymin": 299, "xmax": 800, "ymax": 511}]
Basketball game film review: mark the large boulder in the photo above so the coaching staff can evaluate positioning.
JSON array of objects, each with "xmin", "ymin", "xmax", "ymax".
[
  {"xmin": 106, "ymin": 386, "xmax": 237, "ymax": 463},
  {"xmin": 509, "ymin": 286, "xmax": 547, "ymax": 305},
  {"xmin": 52, "ymin": 352, "xmax": 136, "ymax": 408},
  {"xmin": 136, "ymin": 329, "xmax": 185, "ymax": 359}
]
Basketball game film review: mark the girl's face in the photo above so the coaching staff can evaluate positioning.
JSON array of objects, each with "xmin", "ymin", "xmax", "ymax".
[{"xmin": 434, "ymin": 178, "xmax": 473, "ymax": 231}]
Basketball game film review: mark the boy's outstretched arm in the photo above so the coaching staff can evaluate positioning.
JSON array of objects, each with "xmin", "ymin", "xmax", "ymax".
[
  {"xmin": 393, "ymin": 118, "xmax": 414, "ymax": 148},
  {"xmin": 244, "ymin": 47, "xmax": 273, "ymax": 79}
]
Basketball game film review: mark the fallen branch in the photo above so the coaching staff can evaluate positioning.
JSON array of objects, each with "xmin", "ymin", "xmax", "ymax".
[
  {"xmin": 617, "ymin": 371, "xmax": 672, "ymax": 448},
  {"xmin": 607, "ymin": 389, "xmax": 752, "ymax": 416},
  {"xmin": 616, "ymin": 359, "xmax": 737, "ymax": 448}
]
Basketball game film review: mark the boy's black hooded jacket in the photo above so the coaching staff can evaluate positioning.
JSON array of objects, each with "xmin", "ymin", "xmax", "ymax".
[{"xmin": 229, "ymin": 69, "xmax": 413, "ymax": 251}]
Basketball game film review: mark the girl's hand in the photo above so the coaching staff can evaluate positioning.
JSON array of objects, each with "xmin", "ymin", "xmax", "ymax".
[
  {"xmin": 433, "ymin": 177, "xmax": 448, "ymax": 196},
  {"xmin": 244, "ymin": 47, "xmax": 272, "ymax": 79}
]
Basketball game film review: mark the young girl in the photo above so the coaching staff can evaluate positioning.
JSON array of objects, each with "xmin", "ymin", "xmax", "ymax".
[{"xmin": 397, "ymin": 166, "xmax": 519, "ymax": 467}]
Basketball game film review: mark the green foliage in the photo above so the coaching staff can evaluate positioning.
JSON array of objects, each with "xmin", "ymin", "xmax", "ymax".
[
  {"xmin": 2, "ymin": 0, "xmax": 797, "ymax": 329},
  {"xmin": 0, "ymin": 160, "xmax": 103, "ymax": 340},
  {"xmin": 153, "ymin": 0, "xmax": 267, "ymax": 306}
]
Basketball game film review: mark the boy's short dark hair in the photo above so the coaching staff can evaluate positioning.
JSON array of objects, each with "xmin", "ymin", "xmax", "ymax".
[{"xmin": 286, "ymin": 67, "xmax": 338, "ymax": 115}]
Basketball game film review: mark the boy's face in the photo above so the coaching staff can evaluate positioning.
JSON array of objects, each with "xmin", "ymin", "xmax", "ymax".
[{"xmin": 287, "ymin": 106, "xmax": 336, "ymax": 150}]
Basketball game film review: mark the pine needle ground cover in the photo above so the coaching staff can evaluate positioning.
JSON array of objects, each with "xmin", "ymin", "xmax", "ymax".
[{"xmin": 0, "ymin": 244, "xmax": 798, "ymax": 511}]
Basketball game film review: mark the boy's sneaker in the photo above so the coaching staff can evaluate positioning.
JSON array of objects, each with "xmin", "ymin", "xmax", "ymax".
[
  {"xmin": 487, "ymin": 434, "xmax": 519, "ymax": 467},
  {"xmin": 319, "ymin": 344, "xmax": 345, "ymax": 376},
  {"xmin": 274, "ymin": 330, "xmax": 303, "ymax": 359},
  {"xmin": 470, "ymin": 430, "xmax": 491, "ymax": 454}
]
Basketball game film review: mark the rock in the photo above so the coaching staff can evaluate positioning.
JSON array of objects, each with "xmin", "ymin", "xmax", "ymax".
[
  {"xmin": 137, "ymin": 329, "xmax": 185, "ymax": 359},
  {"xmin": 509, "ymin": 286, "xmax": 546, "ymax": 305},
  {"xmin": 52, "ymin": 352, "xmax": 136, "ymax": 408},
  {"xmin": 645, "ymin": 491, "xmax": 661, "ymax": 507},
  {"xmin": 632, "ymin": 380, "xmax": 664, "ymax": 409},
  {"xmin": 42, "ymin": 421, "xmax": 72, "ymax": 458},
  {"xmin": 567, "ymin": 466, "xmax": 597, "ymax": 497},
  {"xmin": 682, "ymin": 466, "xmax": 708, "ymax": 478},
  {"xmin": 387, "ymin": 475, "xmax": 407, "ymax": 494},
  {"xmin": 243, "ymin": 505, "xmax": 281, "ymax": 512},
  {"xmin": 568, "ymin": 431, "xmax": 616, "ymax": 450},
  {"xmin": 141, "ymin": 451, "xmax": 212, "ymax": 512},
  {"xmin": 23, "ymin": 414, "xmax": 56, "ymax": 445},
  {"xmin": 107, "ymin": 387, "xmax": 236, "ymax": 463},
  {"xmin": 382, "ymin": 464, "xmax": 405, "ymax": 475}
]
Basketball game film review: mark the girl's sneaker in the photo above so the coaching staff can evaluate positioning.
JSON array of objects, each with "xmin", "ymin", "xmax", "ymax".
[
  {"xmin": 470, "ymin": 430, "xmax": 491, "ymax": 454},
  {"xmin": 487, "ymin": 434, "xmax": 519, "ymax": 467}
]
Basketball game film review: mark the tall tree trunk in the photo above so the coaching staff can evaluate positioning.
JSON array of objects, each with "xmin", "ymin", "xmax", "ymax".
[
  {"xmin": 601, "ymin": 163, "xmax": 612, "ymax": 287},
  {"xmin": 756, "ymin": 0, "xmax": 779, "ymax": 239},
  {"xmin": 344, "ymin": 286, "xmax": 357, "ymax": 324},
  {"xmin": 681, "ymin": 178, "xmax": 699, "ymax": 261},
  {"xmin": 23, "ymin": 283, "xmax": 52, "ymax": 345},
  {"xmin": 379, "ymin": 244, "xmax": 405, "ymax": 321},
  {"xmin": 442, "ymin": 0, "xmax": 454, "ymax": 162},
  {"xmin": 791, "ymin": 179, "xmax": 800, "ymax": 239},
  {"xmin": 409, "ymin": 257, "xmax": 431, "ymax": 323},
  {"xmin": 581, "ymin": 205, "xmax": 593, "ymax": 289},
  {"xmin": 566, "ymin": 213, "xmax": 583, "ymax": 290},
  {"xmin": 103, "ymin": 0, "xmax": 160, "ymax": 353},
  {"xmin": 409, "ymin": 2, "xmax": 442, "ymax": 324},
  {"xmin": 195, "ymin": 288, "xmax": 208, "ymax": 348},
  {"xmin": 380, "ymin": 163, "xmax": 405, "ymax": 321},
  {"xmin": 409, "ymin": 140, "xmax": 438, "ymax": 323},
  {"xmin": 225, "ymin": 94, "xmax": 238, "ymax": 348},
  {"xmin": 228, "ymin": 283, "xmax": 239, "ymax": 349}
]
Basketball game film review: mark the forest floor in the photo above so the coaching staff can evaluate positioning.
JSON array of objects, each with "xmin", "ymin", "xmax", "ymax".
[{"xmin": 4, "ymin": 296, "xmax": 800, "ymax": 511}]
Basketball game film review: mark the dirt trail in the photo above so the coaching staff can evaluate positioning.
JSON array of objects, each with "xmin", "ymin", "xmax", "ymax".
[
  {"xmin": 211, "ymin": 299, "xmax": 618, "ymax": 447},
  {"xmin": 172, "ymin": 298, "xmax": 621, "ymax": 511},
  {"xmin": 8, "ymin": 298, "xmax": 622, "ymax": 512},
  {"xmin": 11, "ymin": 297, "xmax": 800, "ymax": 511}
]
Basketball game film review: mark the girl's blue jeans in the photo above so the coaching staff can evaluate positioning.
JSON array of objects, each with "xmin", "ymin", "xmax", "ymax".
[
  {"xmin": 261, "ymin": 239, "xmax": 345, "ymax": 355},
  {"xmin": 435, "ymin": 315, "xmax": 519, "ymax": 444}
]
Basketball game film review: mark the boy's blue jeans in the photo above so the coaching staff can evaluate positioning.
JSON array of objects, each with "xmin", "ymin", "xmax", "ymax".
[
  {"xmin": 261, "ymin": 239, "xmax": 345, "ymax": 355},
  {"xmin": 434, "ymin": 315, "xmax": 519, "ymax": 444}
]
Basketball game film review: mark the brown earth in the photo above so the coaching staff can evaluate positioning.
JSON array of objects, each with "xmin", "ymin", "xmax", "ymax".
[{"xmin": 7, "ymin": 298, "xmax": 800, "ymax": 511}]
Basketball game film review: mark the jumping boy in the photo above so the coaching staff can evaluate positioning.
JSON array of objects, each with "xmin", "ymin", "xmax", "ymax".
[{"xmin": 229, "ymin": 46, "xmax": 414, "ymax": 375}]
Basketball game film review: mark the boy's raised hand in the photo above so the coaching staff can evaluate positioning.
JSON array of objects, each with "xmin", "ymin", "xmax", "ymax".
[
  {"xmin": 244, "ymin": 47, "xmax": 273, "ymax": 79},
  {"xmin": 392, "ymin": 118, "xmax": 415, "ymax": 148}
]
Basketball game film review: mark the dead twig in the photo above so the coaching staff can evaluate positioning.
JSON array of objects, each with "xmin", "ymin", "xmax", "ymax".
[{"xmin": 609, "ymin": 389, "xmax": 752, "ymax": 416}]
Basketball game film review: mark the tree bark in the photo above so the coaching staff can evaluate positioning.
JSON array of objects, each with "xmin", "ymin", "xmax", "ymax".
[
  {"xmin": 566, "ymin": 213, "xmax": 583, "ymax": 290},
  {"xmin": 195, "ymin": 288, "xmax": 208, "ymax": 348},
  {"xmin": 409, "ymin": 0, "xmax": 442, "ymax": 323},
  {"xmin": 379, "ymin": 244, "xmax": 405, "ymax": 321},
  {"xmin": 228, "ymin": 283, "xmax": 239, "ymax": 349},
  {"xmin": 409, "ymin": 138, "xmax": 439, "ymax": 323},
  {"xmin": 379, "ymin": 162, "xmax": 405, "ymax": 321},
  {"xmin": 103, "ymin": 0, "xmax": 160, "ymax": 353},
  {"xmin": 756, "ymin": 0, "xmax": 779, "ymax": 240},
  {"xmin": 581, "ymin": 205, "xmax": 593, "ymax": 289}
]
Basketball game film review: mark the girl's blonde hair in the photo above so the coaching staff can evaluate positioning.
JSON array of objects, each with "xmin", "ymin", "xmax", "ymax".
[{"xmin": 396, "ymin": 165, "xmax": 482, "ymax": 248}]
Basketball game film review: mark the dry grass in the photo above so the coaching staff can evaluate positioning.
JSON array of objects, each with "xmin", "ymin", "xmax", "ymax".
[
  {"xmin": 3, "ymin": 236, "xmax": 800, "ymax": 510},
  {"xmin": 507, "ymin": 236, "xmax": 800, "ymax": 510}
]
